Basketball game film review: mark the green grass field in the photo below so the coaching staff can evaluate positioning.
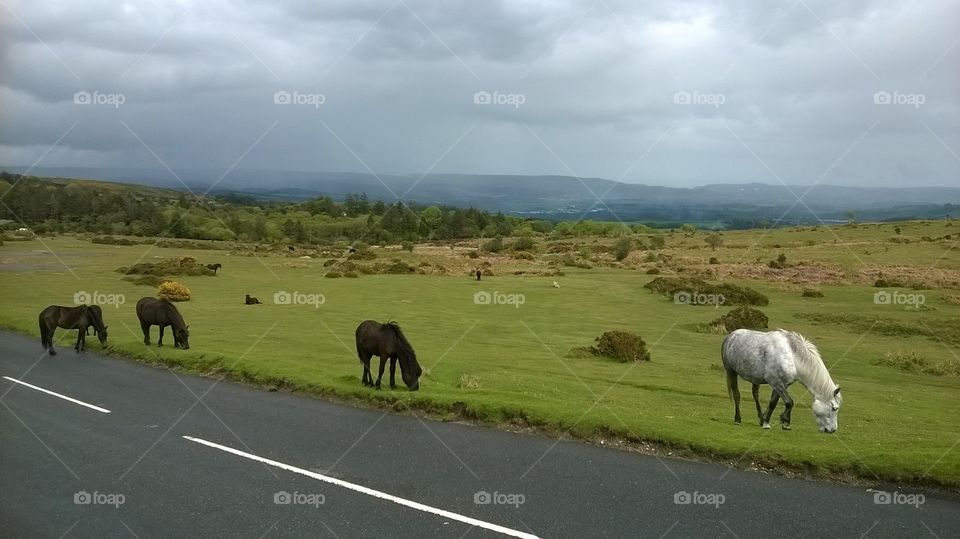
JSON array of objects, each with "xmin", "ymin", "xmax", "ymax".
[{"xmin": 2, "ymin": 222, "xmax": 959, "ymax": 488}]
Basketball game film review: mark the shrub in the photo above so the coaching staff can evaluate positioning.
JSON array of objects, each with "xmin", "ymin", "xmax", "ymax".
[
  {"xmin": 512, "ymin": 236, "xmax": 536, "ymax": 251},
  {"xmin": 711, "ymin": 306, "xmax": 768, "ymax": 332},
  {"xmin": 802, "ymin": 288, "xmax": 824, "ymax": 298},
  {"xmin": 467, "ymin": 250, "xmax": 479, "ymax": 259},
  {"xmin": 92, "ymin": 236, "xmax": 137, "ymax": 246},
  {"xmin": 768, "ymin": 253, "xmax": 788, "ymax": 269},
  {"xmin": 344, "ymin": 271, "xmax": 359, "ymax": 278},
  {"xmin": 401, "ymin": 241, "xmax": 415, "ymax": 252},
  {"xmin": 648, "ymin": 235, "xmax": 666, "ymax": 249},
  {"xmin": 119, "ymin": 257, "xmax": 215, "ymax": 277},
  {"xmin": 646, "ymin": 267, "xmax": 661, "ymax": 275},
  {"xmin": 483, "ymin": 236, "xmax": 504, "ymax": 253},
  {"xmin": 709, "ymin": 257, "xmax": 719, "ymax": 265},
  {"xmin": 325, "ymin": 271, "xmax": 342, "ymax": 278},
  {"xmin": 589, "ymin": 331, "xmax": 651, "ymax": 362},
  {"xmin": 348, "ymin": 250, "xmax": 377, "ymax": 261},
  {"xmin": 157, "ymin": 280, "xmax": 191, "ymax": 301},
  {"xmin": 614, "ymin": 237, "xmax": 633, "ymax": 261},
  {"xmin": 644, "ymin": 277, "xmax": 769, "ymax": 306}
]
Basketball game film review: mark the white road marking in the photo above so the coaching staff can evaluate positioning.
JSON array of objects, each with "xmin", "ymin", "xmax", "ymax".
[
  {"xmin": 182, "ymin": 436, "xmax": 539, "ymax": 539},
  {"xmin": 2, "ymin": 376, "xmax": 111, "ymax": 414}
]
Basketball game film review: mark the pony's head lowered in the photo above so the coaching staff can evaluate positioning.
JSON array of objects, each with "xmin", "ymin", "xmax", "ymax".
[
  {"xmin": 812, "ymin": 386, "xmax": 842, "ymax": 433},
  {"xmin": 787, "ymin": 331, "xmax": 842, "ymax": 433},
  {"xmin": 386, "ymin": 322, "xmax": 421, "ymax": 390},
  {"xmin": 85, "ymin": 305, "xmax": 108, "ymax": 346}
]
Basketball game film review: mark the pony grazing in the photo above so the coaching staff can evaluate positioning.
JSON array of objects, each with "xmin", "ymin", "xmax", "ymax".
[
  {"xmin": 136, "ymin": 297, "xmax": 190, "ymax": 349},
  {"xmin": 722, "ymin": 329, "xmax": 842, "ymax": 433},
  {"xmin": 38, "ymin": 304, "xmax": 108, "ymax": 355},
  {"xmin": 355, "ymin": 320, "xmax": 422, "ymax": 391}
]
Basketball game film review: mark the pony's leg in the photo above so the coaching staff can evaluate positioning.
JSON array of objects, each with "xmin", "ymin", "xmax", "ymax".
[
  {"xmin": 375, "ymin": 356, "xmax": 387, "ymax": 389},
  {"xmin": 158, "ymin": 325, "xmax": 165, "ymax": 346},
  {"xmin": 140, "ymin": 322, "xmax": 151, "ymax": 345},
  {"xmin": 751, "ymin": 384, "xmax": 763, "ymax": 425},
  {"xmin": 777, "ymin": 386, "xmax": 795, "ymax": 430},
  {"xmin": 74, "ymin": 329, "xmax": 82, "ymax": 353},
  {"xmin": 762, "ymin": 391, "xmax": 781, "ymax": 429},
  {"xmin": 389, "ymin": 356, "xmax": 397, "ymax": 390},
  {"xmin": 47, "ymin": 327, "xmax": 57, "ymax": 355},
  {"xmin": 726, "ymin": 369, "xmax": 741, "ymax": 425},
  {"xmin": 358, "ymin": 353, "xmax": 373, "ymax": 386}
]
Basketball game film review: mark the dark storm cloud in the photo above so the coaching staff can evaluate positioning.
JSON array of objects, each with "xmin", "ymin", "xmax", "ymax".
[{"xmin": 0, "ymin": 0, "xmax": 957, "ymax": 188}]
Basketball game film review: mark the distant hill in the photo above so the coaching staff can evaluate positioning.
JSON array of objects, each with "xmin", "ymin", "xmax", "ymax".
[{"xmin": 6, "ymin": 166, "xmax": 958, "ymax": 225}]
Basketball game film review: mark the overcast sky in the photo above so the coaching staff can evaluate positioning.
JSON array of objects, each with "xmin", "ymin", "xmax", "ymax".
[{"xmin": 0, "ymin": 0, "xmax": 957, "ymax": 188}]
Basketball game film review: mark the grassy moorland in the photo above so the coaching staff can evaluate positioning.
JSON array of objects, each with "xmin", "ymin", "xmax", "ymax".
[{"xmin": 1, "ymin": 220, "xmax": 958, "ymax": 488}]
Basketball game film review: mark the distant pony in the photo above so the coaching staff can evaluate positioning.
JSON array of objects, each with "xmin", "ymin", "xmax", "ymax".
[
  {"xmin": 206, "ymin": 263, "xmax": 222, "ymax": 274},
  {"xmin": 552, "ymin": 281, "xmax": 560, "ymax": 288},
  {"xmin": 136, "ymin": 297, "xmax": 190, "ymax": 349},
  {"xmin": 354, "ymin": 320, "xmax": 422, "ymax": 391},
  {"xmin": 244, "ymin": 294, "xmax": 262, "ymax": 305},
  {"xmin": 722, "ymin": 329, "xmax": 842, "ymax": 433},
  {"xmin": 475, "ymin": 269, "xmax": 482, "ymax": 281}
]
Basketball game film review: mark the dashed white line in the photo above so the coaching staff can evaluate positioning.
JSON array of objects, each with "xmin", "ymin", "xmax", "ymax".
[
  {"xmin": 2, "ymin": 376, "xmax": 111, "ymax": 414},
  {"xmin": 182, "ymin": 436, "xmax": 539, "ymax": 539}
]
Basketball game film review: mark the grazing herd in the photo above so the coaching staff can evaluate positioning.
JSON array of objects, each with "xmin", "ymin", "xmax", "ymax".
[{"xmin": 35, "ymin": 264, "xmax": 843, "ymax": 431}]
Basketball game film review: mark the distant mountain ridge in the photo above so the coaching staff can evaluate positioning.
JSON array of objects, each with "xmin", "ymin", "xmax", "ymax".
[{"xmin": 6, "ymin": 166, "xmax": 958, "ymax": 224}]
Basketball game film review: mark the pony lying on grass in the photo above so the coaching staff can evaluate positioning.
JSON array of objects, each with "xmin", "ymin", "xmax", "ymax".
[{"xmin": 722, "ymin": 328, "xmax": 842, "ymax": 433}]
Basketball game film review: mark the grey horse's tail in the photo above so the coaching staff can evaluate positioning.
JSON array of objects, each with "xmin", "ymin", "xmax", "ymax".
[{"xmin": 721, "ymin": 332, "xmax": 737, "ymax": 399}]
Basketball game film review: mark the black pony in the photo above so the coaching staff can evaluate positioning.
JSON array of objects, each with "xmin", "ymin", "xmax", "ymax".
[
  {"xmin": 39, "ymin": 304, "xmax": 107, "ymax": 355},
  {"xmin": 355, "ymin": 320, "xmax": 422, "ymax": 391},
  {"xmin": 136, "ymin": 297, "xmax": 190, "ymax": 349},
  {"xmin": 206, "ymin": 263, "xmax": 222, "ymax": 274},
  {"xmin": 244, "ymin": 294, "xmax": 262, "ymax": 305}
]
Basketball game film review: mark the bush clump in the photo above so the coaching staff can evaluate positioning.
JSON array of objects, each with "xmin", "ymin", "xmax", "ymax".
[
  {"xmin": 711, "ymin": 306, "xmax": 768, "ymax": 332},
  {"xmin": 644, "ymin": 276, "xmax": 769, "ymax": 306},
  {"xmin": 157, "ymin": 280, "xmax": 191, "ymax": 302},
  {"xmin": 122, "ymin": 275, "xmax": 165, "ymax": 287},
  {"xmin": 589, "ymin": 331, "xmax": 651, "ymax": 362},
  {"xmin": 802, "ymin": 288, "xmax": 824, "ymax": 298},
  {"xmin": 92, "ymin": 236, "xmax": 138, "ymax": 246},
  {"xmin": 118, "ymin": 256, "xmax": 215, "ymax": 277}
]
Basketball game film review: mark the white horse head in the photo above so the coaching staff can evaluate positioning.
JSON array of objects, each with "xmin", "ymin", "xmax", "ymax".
[{"xmin": 811, "ymin": 386, "xmax": 842, "ymax": 433}]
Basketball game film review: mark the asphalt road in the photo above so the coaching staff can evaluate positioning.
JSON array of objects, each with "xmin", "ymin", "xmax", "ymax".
[{"xmin": 1, "ymin": 330, "xmax": 957, "ymax": 538}]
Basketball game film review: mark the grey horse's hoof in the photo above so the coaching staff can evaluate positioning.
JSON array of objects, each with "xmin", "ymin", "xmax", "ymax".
[
  {"xmin": 782, "ymin": 424, "xmax": 791, "ymax": 431},
  {"xmin": 762, "ymin": 423, "xmax": 772, "ymax": 430}
]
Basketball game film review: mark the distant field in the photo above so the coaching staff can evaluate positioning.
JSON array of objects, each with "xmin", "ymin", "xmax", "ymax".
[{"xmin": 1, "ymin": 221, "xmax": 958, "ymax": 488}]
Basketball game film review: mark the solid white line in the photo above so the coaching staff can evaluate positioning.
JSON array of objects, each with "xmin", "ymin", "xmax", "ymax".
[
  {"xmin": 182, "ymin": 436, "xmax": 539, "ymax": 539},
  {"xmin": 2, "ymin": 376, "xmax": 111, "ymax": 414}
]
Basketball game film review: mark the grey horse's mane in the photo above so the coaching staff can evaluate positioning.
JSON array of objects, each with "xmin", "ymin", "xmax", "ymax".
[{"xmin": 780, "ymin": 329, "xmax": 837, "ymax": 401}]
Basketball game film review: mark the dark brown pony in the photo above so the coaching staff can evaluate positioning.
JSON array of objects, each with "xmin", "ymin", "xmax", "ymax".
[
  {"xmin": 39, "ymin": 304, "xmax": 107, "ymax": 355},
  {"xmin": 206, "ymin": 263, "xmax": 222, "ymax": 274},
  {"xmin": 136, "ymin": 297, "xmax": 190, "ymax": 349},
  {"xmin": 355, "ymin": 320, "xmax": 422, "ymax": 391}
]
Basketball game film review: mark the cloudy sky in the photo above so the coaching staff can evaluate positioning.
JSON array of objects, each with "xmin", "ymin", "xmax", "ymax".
[{"xmin": 0, "ymin": 0, "xmax": 957, "ymax": 188}]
